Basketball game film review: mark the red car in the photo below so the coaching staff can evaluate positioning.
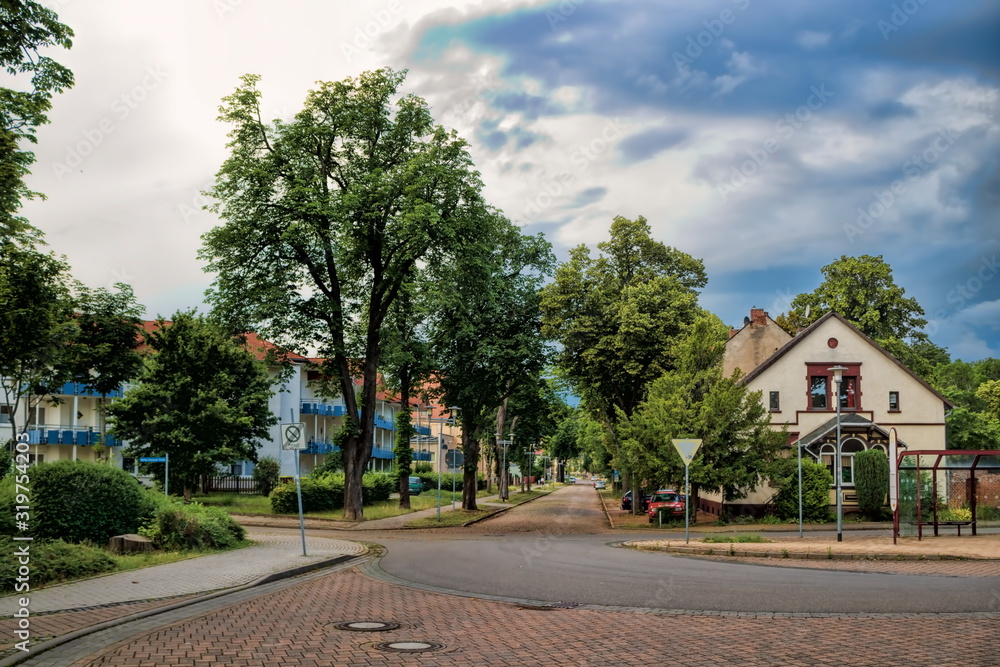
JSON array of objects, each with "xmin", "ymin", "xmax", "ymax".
[{"xmin": 647, "ymin": 489, "xmax": 685, "ymax": 523}]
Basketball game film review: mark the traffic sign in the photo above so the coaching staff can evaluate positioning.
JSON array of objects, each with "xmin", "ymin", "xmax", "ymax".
[
  {"xmin": 139, "ymin": 456, "xmax": 166, "ymax": 463},
  {"xmin": 281, "ymin": 422, "xmax": 307, "ymax": 450},
  {"xmin": 445, "ymin": 449, "xmax": 464, "ymax": 468},
  {"xmin": 671, "ymin": 439, "xmax": 702, "ymax": 464}
]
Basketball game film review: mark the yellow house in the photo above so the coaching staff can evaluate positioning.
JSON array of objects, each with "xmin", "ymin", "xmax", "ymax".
[{"xmin": 701, "ymin": 309, "xmax": 953, "ymax": 518}]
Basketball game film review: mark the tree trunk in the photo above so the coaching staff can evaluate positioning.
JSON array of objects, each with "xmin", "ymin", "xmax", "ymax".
[
  {"xmin": 461, "ymin": 422, "xmax": 478, "ymax": 510},
  {"xmin": 396, "ymin": 375, "xmax": 412, "ymax": 510}
]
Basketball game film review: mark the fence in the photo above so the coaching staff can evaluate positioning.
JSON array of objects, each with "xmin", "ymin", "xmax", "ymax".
[{"xmin": 202, "ymin": 476, "xmax": 259, "ymax": 494}]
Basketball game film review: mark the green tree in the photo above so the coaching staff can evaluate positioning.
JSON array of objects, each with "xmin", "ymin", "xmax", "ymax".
[
  {"xmin": 252, "ymin": 456, "xmax": 281, "ymax": 497},
  {"xmin": 427, "ymin": 213, "xmax": 554, "ymax": 509},
  {"xmin": 618, "ymin": 315, "xmax": 786, "ymax": 511},
  {"xmin": 70, "ymin": 283, "xmax": 144, "ymax": 450},
  {"xmin": 540, "ymin": 215, "xmax": 706, "ymax": 490},
  {"xmin": 201, "ymin": 69, "xmax": 486, "ymax": 520},
  {"xmin": 854, "ymin": 449, "xmax": 889, "ymax": 520},
  {"xmin": 781, "ymin": 255, "xmax": 927, "ymax": 341},
  {"xmin": 0, "ymin": 1, "xmax": 74, "ymax": 243},
  {"xmin": 107, "ymin": 312, "xmax": 277, "ymax": 501},
  {"xmin": 0, "ymin": 241, "xmax": 75, "ymax": 443}
]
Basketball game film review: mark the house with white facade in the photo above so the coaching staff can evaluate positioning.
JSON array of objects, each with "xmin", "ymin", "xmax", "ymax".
[{"xmin": 701, "ymin": 309, "xmax": 953, "ymax": 518}]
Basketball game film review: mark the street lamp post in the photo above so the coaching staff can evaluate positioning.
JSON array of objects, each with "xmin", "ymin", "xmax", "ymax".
[
  {"xmin": 829, "ymin": 365, "xmax": 847, "ymax": 543},
  {"xmin": 435, "ymin": 406, "xmax": 461, "ymax": 520}
]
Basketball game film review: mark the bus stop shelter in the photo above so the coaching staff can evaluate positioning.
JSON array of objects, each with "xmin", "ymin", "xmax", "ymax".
[{"xmin": 895, "ymin": 449, "xmax": 1000, "ymax": 541}]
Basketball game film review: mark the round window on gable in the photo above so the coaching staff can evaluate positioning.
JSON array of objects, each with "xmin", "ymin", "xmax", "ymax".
[{"xmin": 827, "ymin": 337, "xmax": 838, "ymax": 348}]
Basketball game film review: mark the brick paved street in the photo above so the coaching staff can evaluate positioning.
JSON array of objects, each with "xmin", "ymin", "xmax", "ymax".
[{"xmin": 68, "ymin": 565, "xmax": 998, "ymax": 667}]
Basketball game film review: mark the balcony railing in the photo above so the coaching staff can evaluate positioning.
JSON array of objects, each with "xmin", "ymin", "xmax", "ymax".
[{"xmin": 26, "ymin": 426, "xmax": 120, "ymax": 446}]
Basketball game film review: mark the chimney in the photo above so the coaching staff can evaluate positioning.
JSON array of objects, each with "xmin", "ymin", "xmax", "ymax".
[{"xmin": 750, "ymin": 308, "xmax": 767, "ymax": 326}]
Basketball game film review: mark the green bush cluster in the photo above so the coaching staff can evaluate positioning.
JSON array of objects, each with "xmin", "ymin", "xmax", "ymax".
[
  {"xmin": 31, "ymin": 460, "xmax": 157, "ymax": 543},
  {"xmin": 141, "ymin": 500, "xmax": 246, "ymax": 550},
  {"xmin": 769, "ymin": 458, "xmax": 834, "ymax": 523},
  {"xmin": 854, "ymin": 449, "xmax": 889, "ymax": 520},
  {"xmin": 0, "ymin": 536, "xmax": 116, "ymax": 592},
  {"xmin": 411, "ymin": 471, "xmax": 483, "ymax": 493},
  {"xmin": 269, "ymin": 472, "xmax": 398, "ymax": 513},
  {"xmin": 252, "ymin": 456, "xmax": 281, "ymax": 497}
]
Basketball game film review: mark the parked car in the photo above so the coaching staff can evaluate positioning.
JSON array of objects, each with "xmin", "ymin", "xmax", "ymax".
[
  {"xmin": 621, "ymin": 489, "xmax": 652, "ymax": 512},
  {"xmin": 408, "ymin": 476, "xmax": 423, "ymax": 494},
  {"xmin": 647, "ymin": 489, "xmax": 685, "ymax": 523},
  {"xmin": 593, "ymin": 479, "xmax": 607, "ymax": 490},
  {"xmin": 566, "ymin": 476, "xmax": 576, "ymax": 484}
]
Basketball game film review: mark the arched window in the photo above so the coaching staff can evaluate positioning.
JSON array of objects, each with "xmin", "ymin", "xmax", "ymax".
[{"xmin": 840, "ymin": 438, "xmax": 866, "ymax": 486}]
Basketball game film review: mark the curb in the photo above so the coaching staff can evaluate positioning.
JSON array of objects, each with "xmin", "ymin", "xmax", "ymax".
[
  {"xmin": 623, "ymin": 542, "xmax": 1000, "ymax": 561},
  {"xmin": 0, "ymin": 553, "xmax": 359, "ymax": 667}
]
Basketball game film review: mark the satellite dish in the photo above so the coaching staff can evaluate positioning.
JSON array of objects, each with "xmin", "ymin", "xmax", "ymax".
[{"xmin": 743, "ymin": 316, "xmax": 751, "ymax": 326}]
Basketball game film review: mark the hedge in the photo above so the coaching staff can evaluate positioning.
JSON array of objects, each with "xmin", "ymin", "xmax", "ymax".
[
  {"xmin": 31, "ymin": 460, "xmax": 157, "ymax": 543},
  {"xmin": 142, "ymin": 501, "xmax": 246, "ymax": 550}
]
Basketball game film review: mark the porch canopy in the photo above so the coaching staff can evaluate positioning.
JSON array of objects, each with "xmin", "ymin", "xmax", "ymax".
[{"xmin": 896, "ymin": 450, "xmax": 1000, "ymax": 540}]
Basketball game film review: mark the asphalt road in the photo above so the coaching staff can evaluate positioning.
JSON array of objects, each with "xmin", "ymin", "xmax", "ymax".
[{"xmin": 370, "ymin": 483, "xmax": 1000, "ymax": 614}]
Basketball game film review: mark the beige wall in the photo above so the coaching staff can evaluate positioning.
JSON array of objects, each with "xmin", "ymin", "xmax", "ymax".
[{"xmin": 723, "ymin": 314, "xmax": 792, "ymax": 379}]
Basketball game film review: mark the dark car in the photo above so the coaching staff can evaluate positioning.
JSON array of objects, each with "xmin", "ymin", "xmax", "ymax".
[
  {"xmin": 647, "ymin": 489, "xmax": 685, "ymax": 523},
  {"xmin": 621, "ymin": 489, "xmax": 651, "ymax": 512}
]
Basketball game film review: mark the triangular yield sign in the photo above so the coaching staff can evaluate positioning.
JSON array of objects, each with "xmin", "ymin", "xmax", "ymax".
[{"xmin": 671, "ymin": 438, "xmax": 702, "ymax": 465}]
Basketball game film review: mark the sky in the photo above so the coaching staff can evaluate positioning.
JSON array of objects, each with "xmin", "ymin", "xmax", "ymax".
[{"xmin": 15, "ymin": 0, "xmax": 1000, "ymax": 360}]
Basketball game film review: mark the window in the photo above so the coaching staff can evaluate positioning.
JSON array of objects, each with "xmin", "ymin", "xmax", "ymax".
[
  {"xmin": 27, "ymin": 408, "xmax": 45, "ymax": 426},
  {"xmin": 838, "ymin": 376, "xmax": 858, "ymax": 409},
  {"xmin": 810, "ymin": 377, "xmax": 828, "ymax": 409},
  {"xmin": 769, "ymin": 391, "xmax": 780, "ymax": 411},
  {"xmin": 0, "ymin": 405, "xmax": 10, "ymax": 424},
  {"xmin": 888, "ymin": 391, "xmax": 900, "ymax": 412},
  {"xmin": 806, "ymin": 365, "xmax": 862, "ymax": 411}
]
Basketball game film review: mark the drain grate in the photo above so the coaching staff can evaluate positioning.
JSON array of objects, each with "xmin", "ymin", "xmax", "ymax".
[
  {"xmin": 375, "ymin": 641, "xmax": 444, "ymax": 653},
  {"xmin": 333, "ymin": 621, "xmax": 400, "ymax": 632}
]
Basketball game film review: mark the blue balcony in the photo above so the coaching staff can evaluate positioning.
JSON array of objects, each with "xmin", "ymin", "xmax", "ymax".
[
  {"xmin": 301, "ymin": 402, "xmax": 347, "ymax": 417},
  {"xmin": 371, "ymin": 445, "xmax": 395, "ymax": 459},
  {"xmin": 26, "ymin": 427, "xmax": 113, "ymax": 446},
  {"xmin": 413, "ymin": 450, "xmax": 432, "ymax": 461},
  {"xmin": 413, "ymin": 424, "xmax": 431, "ymax": 436},
  {"xmin": 373, "ymin": 415, "xmax": 394, "ymax": 431},
  {"xmin": 303, "ymin": 440, "xmax": 338, "ymax": 455},
  {"xmin": 56, "ymin": 382, "xmax": 123, "ymax": 398}
]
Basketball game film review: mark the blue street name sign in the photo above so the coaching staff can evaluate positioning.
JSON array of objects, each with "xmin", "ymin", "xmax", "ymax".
[{"xmin": 139, "ymin": 457, "xmax": 167, "ymax": 463}]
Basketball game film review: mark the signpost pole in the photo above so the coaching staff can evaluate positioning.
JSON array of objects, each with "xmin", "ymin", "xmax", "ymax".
[
  {"xmin": 671, "ymin": 439, "xmax": 702, "ymax": 545},
  {"xmin": 164, "ymin": 453, "xmax": 169, "ymax": 498},
  {"xmin": 889, "ymin": 428, "xmax": 898, "ymax": 545},
  {"xmin": 292, "ymin": 410, "xmax": 307, "ymax": 557}
]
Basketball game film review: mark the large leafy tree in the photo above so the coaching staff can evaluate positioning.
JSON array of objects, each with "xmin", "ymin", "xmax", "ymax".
[
  {"xmin": 70, "ymin": 283, "xmax": 144, "ymax": 447},
  {"xmin": 540, "ymin": 214, "xmax": 706, "ymax": 488},
  {"xmin": 201, "ymin": 69, "xmax": 484, "ymax": 519},
  {"xmin": 0, "ymin": 240, "xmax": 75, "ymax": 444},
  {"xmin": 107, "ymin": 312, "xmax": 277, "ymax": 501},
  {"xmin": 618, "ymin": 315, "xmax": 785, "ymax": 511},
  {"xmin": 778, "ymin": 255, "xmax": 927, "ymax": 342},
  {"xmin": 0, "ymin": 1, "xmax": 74, "ymax": 243},
  {"xmin": 427, "ymin": 211, "xmax": 554, "ymax": 510}
]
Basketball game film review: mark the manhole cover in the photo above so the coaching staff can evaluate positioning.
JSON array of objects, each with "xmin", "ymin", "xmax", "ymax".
[
  {"xmin": 334, "ymin": 621, "xmax": 400, "ymax": 632},
  {"xmin": 375, "ymin": 641, "xmax": 444, "ymax": 653}
]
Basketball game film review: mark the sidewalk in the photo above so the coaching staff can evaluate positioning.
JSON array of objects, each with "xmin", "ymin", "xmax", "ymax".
[{"xmin": 0, "ymin": 532, "xmax": 364, "ymax": 616}]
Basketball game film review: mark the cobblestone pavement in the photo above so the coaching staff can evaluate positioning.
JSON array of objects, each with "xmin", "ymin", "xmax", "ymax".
[{"xmin": 60, "ymin": 565, "xmax": 999, "ymax": 666}]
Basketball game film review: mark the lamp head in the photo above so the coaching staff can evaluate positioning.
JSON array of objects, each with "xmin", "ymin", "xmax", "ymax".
[{"xmin": 828, "ymin": 365, "xmax": 848, "ymax": 383}]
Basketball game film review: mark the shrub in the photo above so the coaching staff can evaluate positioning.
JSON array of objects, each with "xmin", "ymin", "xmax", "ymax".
[
  {"xmin": 142, "ymin": 500, "xmax": 246, "ymax": 550},
  {"xmin": 32, "ymin": 460, "xmax": 156, "ymax": 543},
  {"xmin": 0, "ymin": 447, "xmax": 12, "ymax": 478},
  {"xmin": 0, "ymin": 536, "xmax": 116, "ymax": 592},
  {"xmin": 310, "ymin": 451, "xmax": 343, "ymax": 476},
  {"xmin": 270, "ymin": 476, "xmax": 342, "ymax": 513},
  {"xmin": 0, "ymin": 475, "xmax": 16, "ymax": 535},
  {"xmin": 854, "ymin": 449, "xmax": 889, "ymax": 520},
  {"xmin": 362, "ymin": 473, "xmax": 395, "ymax": 503},
  {"xmin": 252, "ymin": 456, "xmax": 281, "ymax": 497},
  {"xmin": 769, "ymin": 458, "xmax": 833, "ymax": 523}
]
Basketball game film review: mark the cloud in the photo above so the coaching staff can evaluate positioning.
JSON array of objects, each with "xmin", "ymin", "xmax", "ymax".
[
  {"xmin": 795, "ymin": 31, "xmax": 831, "ymax": 49},
  {"xmin": 619, "ymin": 127, "xmax": 688, "ymax": 162}
]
